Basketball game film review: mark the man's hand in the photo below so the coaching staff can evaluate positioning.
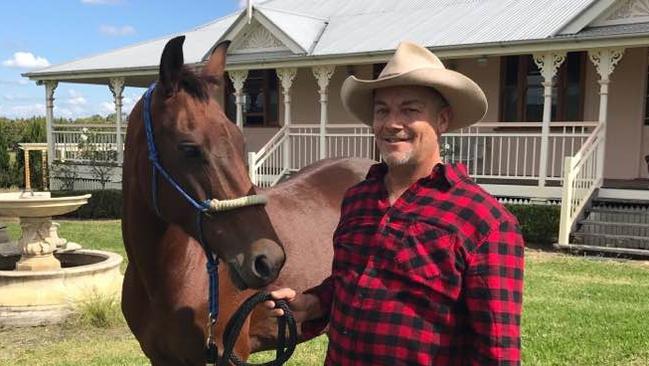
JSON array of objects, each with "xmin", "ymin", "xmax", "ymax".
[{"xmin": 263, "ymin": 288, "xmax": 322, "ymax": 323}]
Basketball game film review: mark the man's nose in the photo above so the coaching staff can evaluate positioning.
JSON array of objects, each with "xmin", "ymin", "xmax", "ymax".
[{"xmin": 383, "ymin": 111, "xmax": 404, "ymax": 130}]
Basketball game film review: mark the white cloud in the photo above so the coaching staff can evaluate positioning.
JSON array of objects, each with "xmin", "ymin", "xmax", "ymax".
[
  {"xmin": 81, "ymin": 0, "xmax": 121, "ymax": 4},
  {"xmin": 101, "ymin": 101, "xmax": 114, "ymax": 114},
  {"xmin": 99, "ymin": 25, "xmax": 135, "ymax": 36},
  {"xmin": 7, "ymin": 103, "xmax": 45, "ymax": 118},
  {"xmin": 2, "ymin": 52, "xmax": 50, "ymax": 69},
  {"xmin": 66, "ymin": 89, "xmax": 87, "ymax": 106},
  {"xmin": 0, "ymin": 78, "xmax": 29, "ymax": 86}
]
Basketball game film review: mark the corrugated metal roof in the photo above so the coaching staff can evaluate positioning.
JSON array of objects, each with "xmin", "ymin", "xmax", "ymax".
[
  {"xmin": 308, "ymin": 0, "xmax": 596, "ymax": 55},
  {"xmin": 28, "ymin": 0, "xmax": 639, "ymax": 79},
  {"xmin": 256, "ymin": 7, "xmax": 327, "ymax": 54}
]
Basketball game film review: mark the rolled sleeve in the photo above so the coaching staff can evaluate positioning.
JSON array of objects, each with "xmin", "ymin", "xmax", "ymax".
[{"xmin": 301, "ymin": 276, "xmax": 334, "ymax": 339}]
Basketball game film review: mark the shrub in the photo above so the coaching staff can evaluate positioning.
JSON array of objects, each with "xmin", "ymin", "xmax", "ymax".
[
  {"xmin": 73, "ymin": 292, "xmax": 123, "ymax": 328},
  {"xmin": 505, "ymin": 203, "xmax": 561, "ymax": 248},
  {"xmin": 53, "ymin": 189, "xmax": 122, "ymax": 219}
]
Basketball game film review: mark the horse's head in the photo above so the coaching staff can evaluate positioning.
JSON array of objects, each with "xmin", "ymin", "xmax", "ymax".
[{"xmin": 133, "ymin": 36, "xmax": 285, "ymax": 290}]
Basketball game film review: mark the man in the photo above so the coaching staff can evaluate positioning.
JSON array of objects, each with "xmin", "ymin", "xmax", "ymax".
[{"xmin": 266, "ymin": 42, "xmax": 524, "ymax": 365}]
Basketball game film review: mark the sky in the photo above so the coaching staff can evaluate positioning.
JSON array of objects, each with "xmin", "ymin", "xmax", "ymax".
[{"xmin": 0, "ymin": 0, "xmax": 255, "ymax": 119}]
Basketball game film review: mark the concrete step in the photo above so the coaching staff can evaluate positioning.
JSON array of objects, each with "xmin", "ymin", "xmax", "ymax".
[
  {"xmin": 572, "ymin": 232, "xmax": 649, "ymax": 250},
  {"xmin": 577, "ymin": 220, "xmax": 649, "ymax": 237},
  {"xmin": 592, "ymin": 197, "xmax": 649, "ymax": 206},
  {"xmin": 586, "ymin": 208, "xmax": 649, "ymax": 224},
  {"xmin": 554, "ymin": 243, "xmax": 649, "ymax": 258}
]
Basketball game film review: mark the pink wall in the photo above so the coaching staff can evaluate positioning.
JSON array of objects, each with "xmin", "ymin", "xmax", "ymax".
[
  {"xmin": 284, "ymin": 64, "xmax": 373, "ymax": 125},
  {"xmin": 454, "ymin": 57, "xmax": 501, "ymax": 122},
  {"xmin": 602, "ymin": 47, "xmax": 647, "ymax": 180}
]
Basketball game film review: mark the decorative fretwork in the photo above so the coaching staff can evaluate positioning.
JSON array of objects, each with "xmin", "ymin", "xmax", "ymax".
[
  {"xmin": 589, "ymin": 48, "xmax": 625, "ymax": 83},
  {"xmin": 606, "ymin": 0, "xmax": 649, "ymax": 21},
  {"xmin": 533, "ymin": 52, "xmax": 566, "ymax": 86},
  {"xmin": 109, "ymin": 77, "xmax": 125, "ymax": 107},
  {"xmin": 235, "ymin": 22, "xmax": 284, "ymax": 51}
]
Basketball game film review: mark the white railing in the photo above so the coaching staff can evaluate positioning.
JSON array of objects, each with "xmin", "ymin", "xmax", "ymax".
[
  {"xmin": 442, "ymin": 122, "xmax": 598, "ymax": 181},
  {"xmin": 558, "ymin": 123, "xmax": 605, "ymax": 245},
  {"xmin": 251, "ymin": 121, "xmax": 597, "ymax": 185},
  {"xmin": 52, "ymin": 123, "xmax": 126, "ymax": 164},
  {"xmin": 284, "ymin": 124, "xmax": 376, "ymax": 172},
  {"xmin": 248, "ymin": 125, "xmax": 290, "ymax": 187}
]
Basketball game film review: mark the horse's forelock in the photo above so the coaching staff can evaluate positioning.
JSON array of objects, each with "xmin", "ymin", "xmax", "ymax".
[{"xmin": 176, "ymin": 67, "xmax": 212, "ymax": 102}]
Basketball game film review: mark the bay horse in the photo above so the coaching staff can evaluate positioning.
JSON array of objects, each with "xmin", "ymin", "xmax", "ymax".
[{"xmin": 121, "ymin": 36, "xmax": 374, "ymax": 365}]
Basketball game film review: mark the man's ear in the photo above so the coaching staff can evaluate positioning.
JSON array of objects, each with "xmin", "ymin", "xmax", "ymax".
[{"xmin": 437, "ymin": 106, "xmax": 452, "ymax": 134}]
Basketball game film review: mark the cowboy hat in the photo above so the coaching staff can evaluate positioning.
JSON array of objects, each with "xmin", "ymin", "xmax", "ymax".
[{"xmin": 341, "ymin": 41, "xmax": 488, "ymax": 131}]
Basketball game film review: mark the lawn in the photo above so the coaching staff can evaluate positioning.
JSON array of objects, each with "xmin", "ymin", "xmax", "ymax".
[{"xmin": 1, "ymin": 220, "xmax": 649, "ymax": 365}]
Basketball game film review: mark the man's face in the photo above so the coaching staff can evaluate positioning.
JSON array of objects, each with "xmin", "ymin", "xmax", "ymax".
[{"xmin": 372, "ymin": 85, "xmax": 450, "ymax": 168}]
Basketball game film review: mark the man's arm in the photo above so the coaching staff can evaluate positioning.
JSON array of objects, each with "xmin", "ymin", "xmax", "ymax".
[{"xmin": 464, "ymin": 219, "xmax": 525, "ymax": 365}]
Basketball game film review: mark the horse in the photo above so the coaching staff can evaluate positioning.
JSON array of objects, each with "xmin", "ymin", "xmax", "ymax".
[{"xmin": 121, "ymin": 35, "xmax": 374, "ymax": 365}]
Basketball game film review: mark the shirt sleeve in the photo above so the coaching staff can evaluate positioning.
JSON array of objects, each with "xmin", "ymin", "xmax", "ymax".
[
  {"xmin": 464, "ymin": 218, "xmax": 525, "ymax": 365},
  {"xmin": 300, "ymin": 275, "xmax": 334, "ymax": 339}
]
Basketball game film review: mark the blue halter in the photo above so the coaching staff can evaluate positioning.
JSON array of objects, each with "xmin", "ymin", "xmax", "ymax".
[{"xmin": 142, "ymin": 83, "xmax": 220, "ymax": 363}]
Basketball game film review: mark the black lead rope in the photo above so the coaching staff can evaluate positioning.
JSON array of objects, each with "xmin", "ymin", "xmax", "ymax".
[{"xmin": 220, "ymin": 292, "xmax": 298, "ymax": 366}]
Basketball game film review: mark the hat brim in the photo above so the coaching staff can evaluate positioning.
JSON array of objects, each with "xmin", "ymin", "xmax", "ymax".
[{"xmin": 341, "ymin": 67, "xmax": 488, "ymax": 131}]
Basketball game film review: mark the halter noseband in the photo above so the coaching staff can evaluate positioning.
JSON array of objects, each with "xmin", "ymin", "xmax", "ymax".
[{"xmin": 142, "ymin": 83, "xmax": 267, "ymax": 364}]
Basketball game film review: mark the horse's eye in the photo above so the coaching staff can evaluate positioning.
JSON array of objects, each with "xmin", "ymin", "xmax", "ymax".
[{"xmin": 178, "ymin": 143, "xmax": 202, "ymax": 159}]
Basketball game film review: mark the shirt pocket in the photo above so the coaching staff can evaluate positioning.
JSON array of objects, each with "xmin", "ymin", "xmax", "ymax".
[
  {"xmin": 333, "ymin": 217, "xmax": 378, "ymax": 272},
  {"xmin": 389, "ymin": 221, "xmax": 457, "ymax": 291}
]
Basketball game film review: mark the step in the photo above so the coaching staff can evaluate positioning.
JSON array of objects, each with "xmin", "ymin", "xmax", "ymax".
[
  {"xmin": 577, "ymin": 220, "xmax": 649, "ymax": 237},
  {"xmin": 554, "ymin": 243, "xmax": 649, "ymax": 258},
  {"xmin": 593, "ymin": 197, "xmax": 649, "ymax": 206},
  {"xmin": 586, "ymin": 208, "xmax": 649, "ymax": 224},
  {"xmin": 572, "ymin": 232, "xmax": 649, "ymax": 250}
]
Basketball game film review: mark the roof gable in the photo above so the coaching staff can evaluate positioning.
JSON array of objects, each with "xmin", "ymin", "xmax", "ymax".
[
  {"xmin": 213, "ymin": 5, "xmax": 327, "ymax": 58},
  {"xmin": 590, "ymin": 0, "xmax": 649, "ymax": 27}
]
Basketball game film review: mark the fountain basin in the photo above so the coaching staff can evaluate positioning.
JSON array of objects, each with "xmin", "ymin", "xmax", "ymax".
[
  {"xmin": 0, "ymin": 192, "xmax": 91, "ymax": 218},
  {"xmin": 0, "ymin": 250, "xmax": 123, "ymax": 327}
]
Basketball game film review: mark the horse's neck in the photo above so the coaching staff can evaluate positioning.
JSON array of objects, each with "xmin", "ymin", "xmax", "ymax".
[{"xmin": 123, "ymin": 189, "xmax": 203, "ymax": 300}]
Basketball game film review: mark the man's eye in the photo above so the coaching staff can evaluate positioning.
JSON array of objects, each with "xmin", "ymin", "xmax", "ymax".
[{"xmin": 374, "ymin": 109, "xmax": 387, "ymax": 116}]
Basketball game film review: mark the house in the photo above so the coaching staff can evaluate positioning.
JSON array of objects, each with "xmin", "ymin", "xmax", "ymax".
[{"xmin": 24, "ymin": 0, "xmax": 649, "ymax": 254}]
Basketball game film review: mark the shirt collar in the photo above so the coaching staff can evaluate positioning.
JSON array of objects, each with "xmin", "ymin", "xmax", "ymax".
[{"xmin": 366, "ymin": 161, "xmax": 467, "ymax": 187}]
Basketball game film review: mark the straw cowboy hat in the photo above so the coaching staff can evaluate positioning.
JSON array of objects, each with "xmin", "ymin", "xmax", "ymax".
[{"xmin": 341, "ymin": 41, "xmax": 488, "ymax": 131}]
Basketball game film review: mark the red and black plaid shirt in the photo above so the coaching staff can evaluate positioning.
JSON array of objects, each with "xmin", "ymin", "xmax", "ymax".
[{"xmin": 303, "ymin": 162, "xmax": 524, "ymax": 365}]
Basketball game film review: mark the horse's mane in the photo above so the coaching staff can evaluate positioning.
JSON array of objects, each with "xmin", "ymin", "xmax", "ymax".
[{"xmin": 176, "ymin": 67, "xmax": 220, "ymax": 102}]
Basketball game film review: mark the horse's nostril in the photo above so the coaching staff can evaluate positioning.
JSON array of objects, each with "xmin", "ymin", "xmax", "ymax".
[{"xmin": 253, "ymin": 255, "xmax": 272, "ymax": 280}]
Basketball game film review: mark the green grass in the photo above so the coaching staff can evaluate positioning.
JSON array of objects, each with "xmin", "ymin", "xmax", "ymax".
[{"xmin": 1, "ymin": 220, "xmax": 649, "ymax": 365}]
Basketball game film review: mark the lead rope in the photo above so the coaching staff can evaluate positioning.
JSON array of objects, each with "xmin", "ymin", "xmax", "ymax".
[{"xmin": 220, "ymin": 292, "xmax": 297, "ymax": 366}]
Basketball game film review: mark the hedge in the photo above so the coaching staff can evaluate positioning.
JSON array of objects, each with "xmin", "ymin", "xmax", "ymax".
[
  {"xmin": 505, "ymin": 203, "xmax": 561, "ymax": 248},
  {"xmin": 52, "ymin": 190, "xmax": 122, "ymax": 219},
  {"xmin": 52, "ymin": 190, "xmax": 561, "ymax": 248}
]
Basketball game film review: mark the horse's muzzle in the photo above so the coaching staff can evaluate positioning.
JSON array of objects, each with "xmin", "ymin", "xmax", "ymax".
[{"xmin": 239, "ymin": 238, "xmax": 285, "ymax": 289}]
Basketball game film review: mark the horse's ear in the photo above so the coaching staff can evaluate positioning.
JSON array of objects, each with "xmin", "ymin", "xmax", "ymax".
[
  {"xmin": 159, "ymin": 35, "xmax": 186, "ymax": 96},
  {"xmin": 202, "ymin": 40, "xmax": 230, "ymax": 80}
]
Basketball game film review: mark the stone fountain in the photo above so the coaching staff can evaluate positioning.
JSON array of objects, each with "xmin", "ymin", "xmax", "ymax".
[{"xmin": 0, "ymin": 191, "xmax": 123, "ymax": 326}]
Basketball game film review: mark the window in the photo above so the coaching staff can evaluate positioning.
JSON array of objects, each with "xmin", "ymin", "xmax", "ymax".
[
  {"xmin": 500, "ymin": 52, "xmax": 585, "ymax": 122},
  {"xmin": 225, "ymin": 70, "xmax": 279, "ymax": 127}
]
